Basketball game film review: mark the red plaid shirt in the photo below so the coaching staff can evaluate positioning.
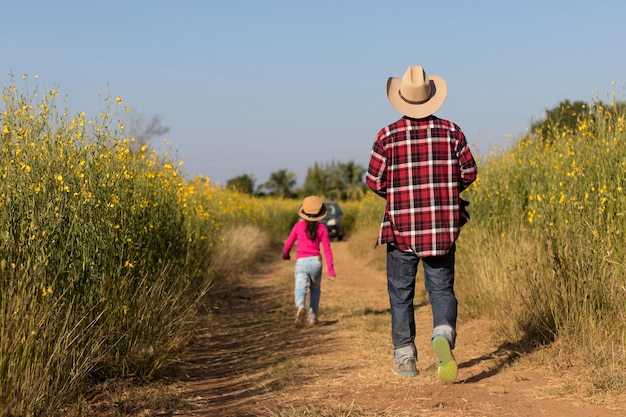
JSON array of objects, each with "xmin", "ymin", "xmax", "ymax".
[{"xmin": 366, "ymin": 115, "xmax": 477, "ymax": 256}]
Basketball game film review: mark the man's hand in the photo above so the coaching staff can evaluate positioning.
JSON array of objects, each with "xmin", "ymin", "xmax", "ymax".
[{"xmin": 282, "ymin": 254, "xmax": 290, "ymax": 260}]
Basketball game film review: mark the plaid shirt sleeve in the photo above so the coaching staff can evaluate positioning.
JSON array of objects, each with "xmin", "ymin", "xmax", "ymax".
[{"xmin": 366, "ymin": 116, "xmax": 477, "ymax": 256}]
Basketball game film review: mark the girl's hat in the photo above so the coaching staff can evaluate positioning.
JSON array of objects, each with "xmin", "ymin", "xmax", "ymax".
[
  {"xmin": 297, "ymin": 196, "xmax": 327, "ymax": 221},
  {"xmin": 386, "ymin": 66, "xmax": 447, "ymax": 119}
]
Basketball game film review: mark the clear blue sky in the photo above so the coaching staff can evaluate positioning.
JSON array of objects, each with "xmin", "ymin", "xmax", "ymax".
[{"xmin": 3, "ymin": 1, "xmax": 626, "ymax": 186}]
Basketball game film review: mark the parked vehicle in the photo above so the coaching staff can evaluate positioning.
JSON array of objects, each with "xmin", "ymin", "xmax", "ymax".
[{"xmin": 321, "ymin": 201, "xmax": 344, "ymax": 241}]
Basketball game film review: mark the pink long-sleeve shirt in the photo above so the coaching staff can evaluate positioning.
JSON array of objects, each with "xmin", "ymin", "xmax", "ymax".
[{"xmin": 283, "ymin": 220, "xmax": 336, "ymax": 277}]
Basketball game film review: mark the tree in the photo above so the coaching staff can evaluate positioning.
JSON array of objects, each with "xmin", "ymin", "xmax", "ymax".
[
  {"xmin": 325, "ymin": 161, "xmax": 346, "ymax": 200},
  {"xmin": 530, "ymin": 99, "xmax": 588, "ymax": 141},
  {"xmin": 302, "ymin": 163, "xmax": 330, "ymax": 197},
  {"xmin": 302, "ymin": 160, "xmax": 366, "ymax": 200},
  {"xmin": 226, "ymin": 174, "xmax": 257, "ymax": 195},
  {"xmin": 127, "ymin": 113, "xmax": 170, "ymax": 149},
  {"xmin": 260, "ymin": 169, "xmax": 297, "ymax": 198},
  {"xmin": 339, "ymin": 161, "xmax": 366, "ymax": 200}
]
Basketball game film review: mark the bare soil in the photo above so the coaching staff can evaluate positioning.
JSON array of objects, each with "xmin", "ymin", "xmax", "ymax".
[{"xmin": 80, "ymin": 240, "xmax": 626, "ymax": 416}]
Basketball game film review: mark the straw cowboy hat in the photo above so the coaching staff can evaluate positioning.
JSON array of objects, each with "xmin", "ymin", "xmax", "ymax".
[
  {"xmin": 297, "ymin": 196, "xmax": 327, "ymax": 222},
  {"xmin": 386, "ymin": 66, "xmax": 447, "ymax": 119}
]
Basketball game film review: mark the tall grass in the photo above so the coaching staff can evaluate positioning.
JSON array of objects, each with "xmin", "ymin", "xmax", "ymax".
[
  {"xmin": 0, "ymin": 77, "xmax": 198, "ymax": 415},
  {"xmin": 0, "ymin": 77, "xmax": 299, "ymax": 416},
  {"xmin": 460, "ymin": 94, "xmax": 626, "ymax": 390}
]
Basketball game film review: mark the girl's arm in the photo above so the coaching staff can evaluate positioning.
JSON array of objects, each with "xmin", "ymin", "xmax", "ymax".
[{"xmin": 319, "ymin": 224, "xmax": 336, "ymax": 279}]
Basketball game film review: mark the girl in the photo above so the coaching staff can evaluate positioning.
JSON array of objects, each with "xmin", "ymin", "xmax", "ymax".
[{"xmin": 283, "ymin": 196, "xmax": 336, "ymax": 328}]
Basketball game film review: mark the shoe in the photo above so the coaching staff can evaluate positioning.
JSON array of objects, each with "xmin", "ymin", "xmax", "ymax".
[
  {"xmin": 294, "ymin": 306, "xmax": 307, "ymax": 328},
  {"xmin": 432, "ymin": 336, "xmax": 457, "ymax": 383},
  {"xmin": 308, "ymin": 317, "xmax": 319, "ymax": 326},
  {"xmin": 394, "ymin": 359, "xmax": 418, "ymax": 377}
]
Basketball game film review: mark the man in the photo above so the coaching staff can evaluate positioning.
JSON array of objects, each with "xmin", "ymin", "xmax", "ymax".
[{"xmin": 366, "ymin": 66, "xmax": 477, "ymax": 382}]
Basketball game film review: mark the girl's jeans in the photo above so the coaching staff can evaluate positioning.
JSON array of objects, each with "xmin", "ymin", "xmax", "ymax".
[
  {"xmin": 386, "ymin": 243, "xmax": 457, "ymax": 364},
  {"xmin": 294, "ymin": 256, "xmax": 323, "ymax": 318}
]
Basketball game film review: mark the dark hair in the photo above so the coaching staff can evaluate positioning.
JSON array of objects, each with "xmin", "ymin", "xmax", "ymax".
[{"xmin": 306, "ymin": 221, "xmax": 318, "ymax": 242}]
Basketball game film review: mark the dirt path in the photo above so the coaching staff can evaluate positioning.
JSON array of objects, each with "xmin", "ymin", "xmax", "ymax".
[{"xmin": 162, "ymin": 241, "xmax": 625, "ymax": 416}]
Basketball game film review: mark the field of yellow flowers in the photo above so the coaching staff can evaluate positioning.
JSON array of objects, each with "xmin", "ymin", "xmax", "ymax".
[
  {"xmin": 460, "ymin": 95, "xmax": 626, "ymax": 392},
  {"xmin": 0, "ymin": 76, "xmax": 303, "ymax": 416}
]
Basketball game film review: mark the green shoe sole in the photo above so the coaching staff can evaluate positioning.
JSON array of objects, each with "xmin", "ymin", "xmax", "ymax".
[{"xmin": 432, "ymin": 336, "xmax": 458, "ymax": 383}]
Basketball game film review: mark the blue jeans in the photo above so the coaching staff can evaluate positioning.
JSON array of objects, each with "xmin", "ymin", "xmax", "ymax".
[
  {"xmin": 386, "ymin": 244, "xmax": 457, "ymax": 363},
  {"xmin": 294, "ymin": 256, "xmax": 323, "ymax": 319}
]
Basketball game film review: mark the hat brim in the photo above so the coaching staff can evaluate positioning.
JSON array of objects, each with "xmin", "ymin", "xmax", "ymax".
[
  {"xmin": 297, "ymin": 204, "xmax": 327, "ymax": 222},
  {"xmin": 386, "ymin": 75, "xmax": 447, "ymax": 119}
]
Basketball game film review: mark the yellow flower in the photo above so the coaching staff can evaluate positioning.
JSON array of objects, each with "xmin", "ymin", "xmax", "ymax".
[
  {"xmin": 116, "ymin": 96, "xmax": 123, "ymax": 104},
  {"xmin": 41, "ymin": 286, "xmax": 54, "ymax": 297}
]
